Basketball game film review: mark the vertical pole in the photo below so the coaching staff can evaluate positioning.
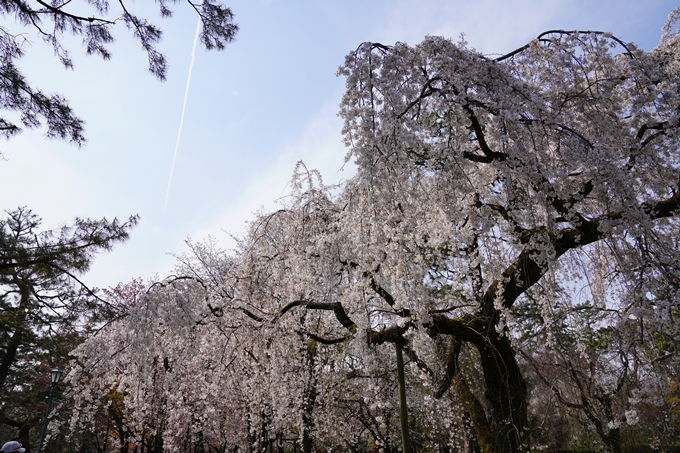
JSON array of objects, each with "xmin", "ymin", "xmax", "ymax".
[
  {"xmin": 396, "ymin": 342, "xmax": 411, "ymax": 453},
  {"xmin": 37, "ymin": 383, "xmax": 56, "ymax": 453}
]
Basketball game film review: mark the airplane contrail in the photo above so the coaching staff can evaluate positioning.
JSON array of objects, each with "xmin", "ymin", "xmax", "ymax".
[{"xmin": 164, "ymin": 14, "xmax": 202, "ymax": 211}]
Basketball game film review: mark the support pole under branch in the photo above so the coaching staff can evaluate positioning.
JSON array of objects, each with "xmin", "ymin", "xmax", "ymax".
[{"xmin": 396, "ymin": 342, "xmax": 411, "ymax": 453}]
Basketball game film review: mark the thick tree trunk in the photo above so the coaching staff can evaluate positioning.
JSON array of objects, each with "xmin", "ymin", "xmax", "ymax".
[
  {"xmin": 0, "ymin": 280, "xmax": 30, "ymax": 392},
  {"xmin": 154, "ymin": 426, "xmax": 164, "ymax": 453},
  {"xmin": 430, "ymin": 315, "xmax": 528, "ymax": 453},
  {"xmin": 475, "ymin": 332, "xmax": 528, "ymax": 453},
  {"xmin": 452, "ymin": 375, "xmax": 494, "ymax": 453},
  {"xmin": 461, "ymin": 411, "xmax": 482, "ymax": 453},
  {"xmin": 0, "ymin": 329, "xmax": 22, "ymax": 391},
  {"xmin": 19, "ymin": 422, "xmax": 34, "ymax": 453},
  {"xmin": 604, "ymin": 428, "xmax": 622, "ymax": 453}
]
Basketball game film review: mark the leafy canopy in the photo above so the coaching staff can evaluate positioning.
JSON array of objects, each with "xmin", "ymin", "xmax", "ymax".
[{"xmin": 0, "ymin": 0, "xmax": 238, "ymax": 147}]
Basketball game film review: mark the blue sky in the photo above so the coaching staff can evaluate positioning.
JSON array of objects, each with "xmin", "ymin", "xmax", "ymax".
[{"xmin": 0, "ymin": 0, "xmax": 676, "ymax": 289}]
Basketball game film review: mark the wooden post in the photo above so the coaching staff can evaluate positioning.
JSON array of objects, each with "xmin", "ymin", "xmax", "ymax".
[{"xmin": 396, "ymin": 342, "xmax": 411, "ymax": 453}]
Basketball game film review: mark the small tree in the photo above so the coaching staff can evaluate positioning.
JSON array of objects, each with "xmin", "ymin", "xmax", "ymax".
[{"xmin": 0, "ymin": 207, "xmax": 137, "ymax": 450}]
